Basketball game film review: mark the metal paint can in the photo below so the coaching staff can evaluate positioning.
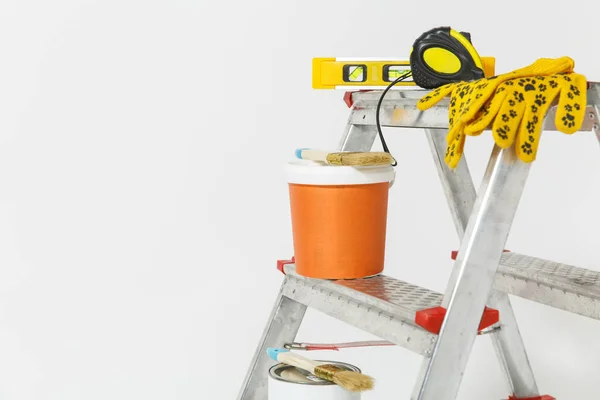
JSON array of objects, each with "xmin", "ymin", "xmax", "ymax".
[{"xmin": 268, "ymin": 361, "xmax": 362, "ymax": 400}]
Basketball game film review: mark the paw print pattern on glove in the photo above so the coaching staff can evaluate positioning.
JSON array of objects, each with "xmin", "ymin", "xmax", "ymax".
[
  {"xmin": 521, "ymin": 141, "xmax": 533, "ymax": 155},
  {"xmin": 535, "ymin": 94, "xmax": 546, "ymax": 106},
  {"xmin": 490, "ymin": 72, "xmax": 587, "ymax": 162},
  {"xmin": 416, "ymin": 56, "xmax": 580, "ymax": 168},
  {"xmin": 463, "ymin": 70, "xmax": 587, "ymax": 163},
  {"xmin": 562, "ymin": 113, "xmax": 576, "ymax": 128}
]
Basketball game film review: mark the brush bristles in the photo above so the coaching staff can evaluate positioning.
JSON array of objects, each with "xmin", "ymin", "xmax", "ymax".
[
  {"xmin": 332, "ymin": 370, "xmax": 374, "ymax": 392},
  {"xmin": 314, "ymin": 365, "xmax": 374, "ymax": 392}
]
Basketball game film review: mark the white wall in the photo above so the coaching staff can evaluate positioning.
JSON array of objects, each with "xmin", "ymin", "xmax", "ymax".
[{"xmin": 0, "ymin": 0, "xmax": 599, "ymax": 399}]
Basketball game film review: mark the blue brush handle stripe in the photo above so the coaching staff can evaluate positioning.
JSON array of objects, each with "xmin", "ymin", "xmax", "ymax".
[
  {"xmin": 267, "ymin": 347, "xmax": 289, "ymax": 361},
  {"xmin": 295, "ymin": 148, "xmax": 311, "ymax": 159}
]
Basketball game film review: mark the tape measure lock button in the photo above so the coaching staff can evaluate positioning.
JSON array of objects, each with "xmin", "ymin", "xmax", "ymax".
[{"xmin": 422, "ymin": 47, "xmax": 462, "ymax": 75}]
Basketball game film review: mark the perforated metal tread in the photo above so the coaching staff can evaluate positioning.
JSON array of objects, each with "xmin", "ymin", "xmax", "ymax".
[
  {"xmin": 496, "ymin": 252, "xmax": 600, "ymax": 319},
  {"xmin": 334, "ymin": 274, "xmax": 444, "ymax": 311},
  {"xmin": 281, "ymin": 264, "xmax": 440, "ymax": 356}
]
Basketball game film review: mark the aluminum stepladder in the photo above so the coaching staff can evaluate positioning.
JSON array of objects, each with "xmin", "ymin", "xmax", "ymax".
[{"xmin": 238, "ymin": 83, "xmax": 600, "ymax": 400}]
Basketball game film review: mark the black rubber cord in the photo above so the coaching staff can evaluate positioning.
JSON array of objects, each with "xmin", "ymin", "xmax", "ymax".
[{"xmin": 375, "ymin": 71, "xmax": 412, "ymax": 167}]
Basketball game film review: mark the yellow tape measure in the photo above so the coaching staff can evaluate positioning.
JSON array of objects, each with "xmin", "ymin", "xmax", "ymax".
[{"xmin": 409, "ymin": 27, "xmax": 493, "ymax": 89}]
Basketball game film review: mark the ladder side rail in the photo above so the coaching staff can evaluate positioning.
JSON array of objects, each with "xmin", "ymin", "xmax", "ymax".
[
  {"xmin": 337, "ymin": 118, "xmax": 379, "ymax": 151},
  {"xmin": 423, "ymin": 129, "xmax": 539, "ymax": 398},
  {"xmin": 589, "ymin": 84, "xmax": 600, "ymax": 146},
  {"xmin": 416, "ymin": 144, "xmax": 532, "ymax": 400},
  {"xmin": 594, "ymin": 104, "xmax": 600, "ymax": 146},
  {"xmin": 237, "ymin": 280, "xmax": 308, "ymax": 400}
]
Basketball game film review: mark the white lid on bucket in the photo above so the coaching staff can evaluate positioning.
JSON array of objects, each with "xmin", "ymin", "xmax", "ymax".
[{"xmin": 286, "ymin": 159, "xmax": 396, "ymax": 186}]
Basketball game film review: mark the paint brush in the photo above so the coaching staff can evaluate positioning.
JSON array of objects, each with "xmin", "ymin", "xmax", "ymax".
[
  {"xmin": 295, "ymin": 148, "xmax": 394, "ymax": 166},
  {"xmin": 267, "ymin": 348, "xmax": 374, "ymax": 392}
]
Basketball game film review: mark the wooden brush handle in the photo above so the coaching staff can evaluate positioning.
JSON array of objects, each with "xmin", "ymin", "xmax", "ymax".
[
  {"xmin": 277, "ymin": 351, "xmax": 319, "ymax": 374},
  {"xmin": 296, "ymin": 149, "xmax": 329, "ymax": 162},
  {"xmin": 297, "ymin": 148, "xmax": 394, "ymax": 166}
]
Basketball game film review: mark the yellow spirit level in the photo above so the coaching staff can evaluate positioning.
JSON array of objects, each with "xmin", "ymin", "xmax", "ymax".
[{"xmin": 312, "ymin": 56, "xmax": 495, "ymax": 89}]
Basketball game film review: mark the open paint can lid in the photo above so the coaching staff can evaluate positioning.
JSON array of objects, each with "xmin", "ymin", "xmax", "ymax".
[
  {"xmin": 267, "ymin": 361, "xmax": 362, "ymax": 400},
  {"xmin": 268, "ymin": 361, "xmax": 363, "ymax": 399},
  {"xmin": 268, "ymin": 361, "xmax": 361, "ymax": 385}
]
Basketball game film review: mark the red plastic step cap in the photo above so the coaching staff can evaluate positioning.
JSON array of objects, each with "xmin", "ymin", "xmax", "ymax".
[
  {"xmin": 343, "ymin": 90, "xmax": 373, "ymax": 108},
  {"xmin": 276, "ymin": 257, "xmax": 295, "ymax": 275},
  {"xmin": 415, "ymin": 306, "xmax": 499, "ymax": 335},
  {"xmin": 343, "ymin": 91, "xmax": 354, "ymax": 108}
]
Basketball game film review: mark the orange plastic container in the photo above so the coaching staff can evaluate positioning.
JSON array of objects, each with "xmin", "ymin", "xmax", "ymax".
[{"xmin": 286, "ymin": 160, "xmax": 395, "ymax": 279}]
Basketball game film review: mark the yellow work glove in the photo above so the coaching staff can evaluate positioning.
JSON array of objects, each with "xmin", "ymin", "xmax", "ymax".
[
  {"xmin": 417, "ymin": 56, "xmax": 576, "ymax": 168},
  {"xmin": 463, "ymin": 72, "xmax": 587, "ymax": 162}
]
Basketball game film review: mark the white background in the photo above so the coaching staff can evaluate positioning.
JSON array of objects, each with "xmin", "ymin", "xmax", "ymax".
[{"xmin": 0, "ymin": 0, "xmax": 599, "ymax": 399}]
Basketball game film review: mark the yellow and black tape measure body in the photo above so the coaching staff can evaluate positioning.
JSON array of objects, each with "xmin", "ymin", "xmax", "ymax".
[{"xmin": 409, "ymin": 27, "xmax": 486, "ymax": 89}]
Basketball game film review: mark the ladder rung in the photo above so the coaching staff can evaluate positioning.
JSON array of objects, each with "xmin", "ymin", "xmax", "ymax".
[
  {"xmin": 345, "ymin": 86, "xmax": 599, "ymax": 132},
  {"xmin": 494, "ymin": 252, "xmax": 600, "ymax": 319},
  {"xmin": 281, "ymin": 264, "xmax": 437, "ymax": 356},
  {"xmin": 280, "ymin": 264, "xmax": 498, "ymax": 356}
]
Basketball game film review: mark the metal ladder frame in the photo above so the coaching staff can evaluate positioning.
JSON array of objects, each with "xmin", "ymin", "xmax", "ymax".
[
  {"xmin": 413, "ymin": 130, "xmax": 537, "ymax": 399},
  {"xmin": 238, "ymin": 83, "xmax": 600, "ymax": 400}
]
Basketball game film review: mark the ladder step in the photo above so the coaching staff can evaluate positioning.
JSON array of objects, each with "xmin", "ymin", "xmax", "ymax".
[
  {"xmin": 494, "ymin": 252, "xmax": 600, "ymax": 319},
  {"xmin": 346, "ymin": 88, "xmax": 598, "ymax": 132},
  {"xmin": 280, "ymin": 264, "xmax": 497, "ymax": 357}
]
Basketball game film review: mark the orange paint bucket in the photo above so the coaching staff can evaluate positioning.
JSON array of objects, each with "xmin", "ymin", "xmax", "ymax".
[{"xmin": 286, "ymin": 160, "xmax": 395, "ymax": 279}]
